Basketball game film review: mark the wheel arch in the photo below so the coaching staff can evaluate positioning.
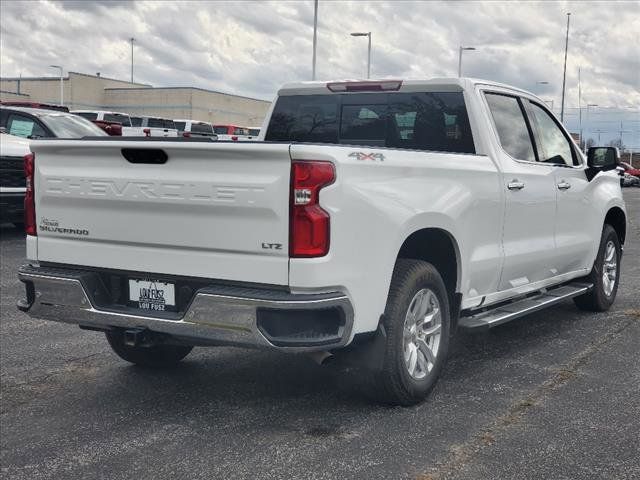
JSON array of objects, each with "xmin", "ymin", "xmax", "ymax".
[
  {"xmin": 604, "ymin": 207, "xmax": 626, "ymax": 244},
  {"xmin": 396, "ymin": 228, "xmax": 462, "ymax": 330}
]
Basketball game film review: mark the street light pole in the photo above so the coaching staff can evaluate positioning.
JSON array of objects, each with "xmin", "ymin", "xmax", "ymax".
[
  {"xmin": 49, "ymin": 65, "xmax": 63, "ymax": 106},
  {"xmin": 350, "ymin": 32, "xmax": 372, "ymax": 79},
  {"xmin": 312, "ymin": 0, "xmax": 318, "ymax": 80},
  {"xmin": 367, "ymin": 33, "xmax": 371, "ymax": 79},
  {"xmin": 458, "ymin": 46, "xmax": 476, "ymax": 77},
  {"xmin": 560, "ymin": 12, "xmax": 571, "ymax": 123},
  {"xmin": 130, "ymin": 37, "xmax": 135, "ymax": 83},
  {"xmin": 578, "ymin": 67, "xmax": 582, "ymax": 146}
]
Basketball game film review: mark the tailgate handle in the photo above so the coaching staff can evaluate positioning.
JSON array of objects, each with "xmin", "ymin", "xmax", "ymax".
[{"xmin": 121, "ymin": 148, "xmax": 168, "ymax": 164}]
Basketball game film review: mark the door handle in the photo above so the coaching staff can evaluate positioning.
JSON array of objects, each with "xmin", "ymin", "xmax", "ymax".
[
  {"xmin": 507, "ymin": 181, "xmax": 525, "ymax": 191},
  {"xmin": 557, "ymin": 181, "xmax": 571, "ymax": 190}
]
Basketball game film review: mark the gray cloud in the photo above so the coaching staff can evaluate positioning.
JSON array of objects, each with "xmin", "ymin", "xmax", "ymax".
[{"xmin": 1, "ymin": 0, "xmax": 638, "ymax": 146}]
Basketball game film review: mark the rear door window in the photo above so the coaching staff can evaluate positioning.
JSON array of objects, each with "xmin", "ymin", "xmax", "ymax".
[
  {"xmin": 162, "ymin": 119, "xmax": 176, "ymax": 129},
  {"xmin": 484, "ymin": 93, "xmax": 536, "ymax": 162},
  {"xmin": 130, "ymin": 117, "xmax": 142, "ymax": 127},
  {"xmin": 174, "ymin": 121, "xmax": 186, "ymax": 132},
  {"xmin": 265, "ymin": 91, "xmax": 475, "ymax": 153}
]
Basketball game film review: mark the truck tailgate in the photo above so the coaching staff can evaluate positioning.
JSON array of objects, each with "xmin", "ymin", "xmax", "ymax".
[{"xmin": 29, "ymin": 140, "xmax": 292, "ymax": 285}]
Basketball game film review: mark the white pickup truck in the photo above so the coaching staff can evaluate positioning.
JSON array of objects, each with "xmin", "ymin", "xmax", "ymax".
[{"xmin": 18, "ymin": 78, "xmax": 626, "ymax": 405}]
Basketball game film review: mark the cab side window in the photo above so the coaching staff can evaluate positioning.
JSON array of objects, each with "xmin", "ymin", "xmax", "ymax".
[
  {"xmin": 527, "ymin": 101, "xmax": 578, "ymax": 166},
  {"xmin": 484, "ymin": 93, "xmax": 536, "ymax": 162}
]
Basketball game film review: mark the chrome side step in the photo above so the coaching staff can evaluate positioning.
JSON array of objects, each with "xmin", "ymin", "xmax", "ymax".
[{"xmin": 458, "ymin": 282, "xmax": 593, "ymax": 330}]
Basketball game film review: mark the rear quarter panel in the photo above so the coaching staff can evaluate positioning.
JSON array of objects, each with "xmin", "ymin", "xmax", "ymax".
[{"xmin": 289, "ymin": 144, "xmax": 503, "ymax": 337}]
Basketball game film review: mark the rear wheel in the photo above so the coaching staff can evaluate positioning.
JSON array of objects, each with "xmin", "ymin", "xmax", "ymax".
[
  {"xmin": 574, "ymin": 224, "xmax": 621, "ymax": 312},
  {"xmin": 105, "ymin": 330, "xmax": 192, "ymax": 368},
  {"xmin": 370, "ymin": 259, "xmax": 450, "ymax": 406}
]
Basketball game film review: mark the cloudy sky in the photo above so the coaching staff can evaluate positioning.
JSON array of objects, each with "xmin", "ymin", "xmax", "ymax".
[{"xmin": 1, "ymin": 0, "xmax": 638, "ymax": 147}]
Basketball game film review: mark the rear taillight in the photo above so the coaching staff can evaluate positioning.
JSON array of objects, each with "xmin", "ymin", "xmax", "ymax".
[
  {"xmin": 231, "ymin": 135, "xmax": 238, "ymax": 141},
  {"xmin": 182, "ymin": 131, "xmax": 191, "ymax": 138},
  {"xmin": 143, "ymin": 128, "xmax": 151, "ymax": 137},
  {"xmin": 290, "ymin": 161, "xmax": 335, "ymax": 257},
  {"xmin": 24, "ymin": 153, "xmax": 36, "ymax": 236}
]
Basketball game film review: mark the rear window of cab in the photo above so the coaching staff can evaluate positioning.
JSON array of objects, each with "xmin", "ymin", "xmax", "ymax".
[{"xmin": 265, "ymin": 91, "xmax": 475, "ymax": 154}]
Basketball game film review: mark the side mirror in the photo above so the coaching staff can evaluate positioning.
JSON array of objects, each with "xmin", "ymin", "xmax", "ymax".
[
  {"xmin": 585, "ymin": 147, "xmax": 619, "ymax": 181},
  {"xmin": 587, "ymin": 147, "xmax": 618, "ymax": 170}
]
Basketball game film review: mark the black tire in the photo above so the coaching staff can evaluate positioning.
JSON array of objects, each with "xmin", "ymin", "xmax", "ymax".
[
  {"xmin": 370, "ymin": 259, "xmax": 451, "ymax": 406},
  {"xmin": 573, "ymin": 224, "xmax": 621, "ymax": 312},
  {"xmin": 105, "ymin": 330, "xmax": 192, "ymax": 368}
]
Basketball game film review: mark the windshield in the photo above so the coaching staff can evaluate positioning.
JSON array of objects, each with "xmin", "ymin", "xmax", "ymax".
[{"xmin": 40, "ymin": 113, "xmax": 107, "ymax": 138}]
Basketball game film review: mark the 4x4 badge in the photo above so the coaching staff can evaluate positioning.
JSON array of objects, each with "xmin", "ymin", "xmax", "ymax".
[{"xmin": 348, "ymin": 152, "xmax": 385, "ymax": 162}]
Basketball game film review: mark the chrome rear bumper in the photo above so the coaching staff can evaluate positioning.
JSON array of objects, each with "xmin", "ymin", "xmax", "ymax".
[{"xmin": 18, "ymin": 265, "xmax": 353, "ymax": 352}]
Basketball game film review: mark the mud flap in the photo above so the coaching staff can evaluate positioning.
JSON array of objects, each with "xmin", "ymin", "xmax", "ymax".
[{"xmin": 331, "ymin": 320, "xmax": 388, "ymax": 372}]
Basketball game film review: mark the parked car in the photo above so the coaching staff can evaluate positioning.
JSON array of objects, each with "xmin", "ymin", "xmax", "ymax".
[
  {"xmin": 130, "ymin": 116, "xmax": 178, "ymax": 137},
  {"xmin": 213, "ymin": 124, "xmax": 251, "ymax": 141},
  {"xmin": 621, "ymin": 172, "xmax": 640, "ymax": 187},
  {"xmin": 17, "ymin": 78, "xmax": 626, "ymax": 406},
  {"xmin": 1, "ymin": 101, "xmax": 69, "ymax": 112},
  {"xmin": 0, "ymin": 106, "xmax": 107, "ymax": 139},
  {"xmin": 0, "ymin": 133, "xmax": 30, "ymax": 227},
  {"xmin": 72, "ymin": 110, "xmax": 135, "ymax": 136},
  {"xmin": 173, "ymin": 119, "xmax": 218, "ymax": 139},
  {"xmin": 619, "ymin": 161, "xmax": 640, "ymax": 178}
]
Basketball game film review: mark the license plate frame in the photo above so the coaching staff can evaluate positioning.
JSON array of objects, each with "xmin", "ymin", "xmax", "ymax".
[{"xmin": 128, "ymin": 278, "xmax": 176, "ymax": 312}]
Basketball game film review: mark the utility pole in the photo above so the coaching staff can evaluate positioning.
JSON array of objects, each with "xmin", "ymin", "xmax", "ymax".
[
  {"xmin": 619, "ymin": 121, "xmax": 631, "ymax": 149},
  {"xmin": 312, "ymin": 0, "xmax": 318, "ymax": 80},
  {"xmin": 594, "ymin": 129, "xmax": 606, "ymax": 145},
  {"xmin": 560, "ymin": 12, "xmax": 571, "ymax": 123},
  {"xmin": 130, "ymin": 37, "xmax": 135, "ymax": 83}
]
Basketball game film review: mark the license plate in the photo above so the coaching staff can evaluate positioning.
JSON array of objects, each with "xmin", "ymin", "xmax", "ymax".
[{"xmin": 129, "ymin": 279, "xmax": 176, "ymax": 312}]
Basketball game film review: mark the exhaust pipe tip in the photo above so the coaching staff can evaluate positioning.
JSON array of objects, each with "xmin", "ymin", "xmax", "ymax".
[{"xmin": 308, "ymin": 351, "xmax": 333, "ymax": 366}]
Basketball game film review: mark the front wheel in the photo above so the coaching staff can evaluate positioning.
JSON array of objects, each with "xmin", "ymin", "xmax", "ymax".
[
  {"xmin": 370, "ymin": 259, "xmax": 450, "ymax": 406},
  {"xmin": 106, "ymin": 330, "xmax": 193, "ymax": 368},
  {"xmin": 574, "ymin": 224, "xmax": 621, "ymax": 312}
]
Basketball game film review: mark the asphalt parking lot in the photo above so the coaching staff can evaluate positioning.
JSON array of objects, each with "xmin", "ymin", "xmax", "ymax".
[{"xmin": 1, "ymin": 190, "xmax": 638, "ymax": 480}]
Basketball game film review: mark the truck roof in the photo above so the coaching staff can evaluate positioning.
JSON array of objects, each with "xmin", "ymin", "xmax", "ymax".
[{"xmin": 277, "ymin": 77, "xmax": 537, "ymax": 99}]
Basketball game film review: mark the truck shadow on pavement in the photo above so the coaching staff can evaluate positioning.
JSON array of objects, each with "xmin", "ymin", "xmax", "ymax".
[{"xmin": 80, "ymin": 301, "xmax": 601, "ymax": 416}]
